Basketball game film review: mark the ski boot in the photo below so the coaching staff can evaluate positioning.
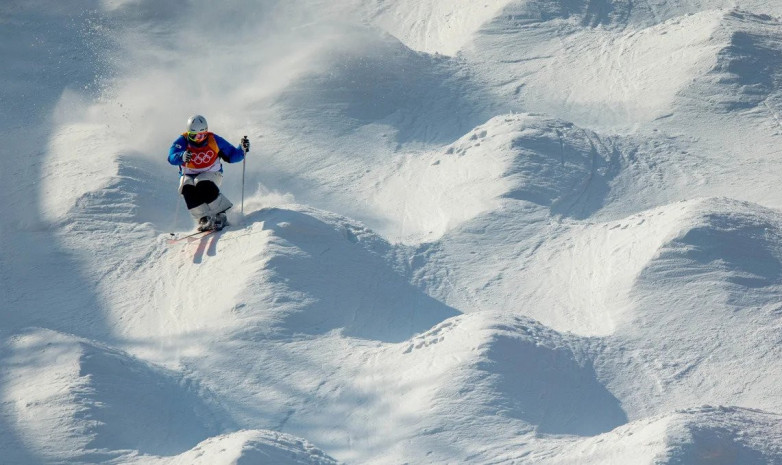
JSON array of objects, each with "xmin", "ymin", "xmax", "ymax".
[
  {"xmin": 197, "ymin": 216, "xmax": 214, "ymax": 232},
  {"xmin": 213, "ymin": 212, "xmax": 228, "ymax": 231}
]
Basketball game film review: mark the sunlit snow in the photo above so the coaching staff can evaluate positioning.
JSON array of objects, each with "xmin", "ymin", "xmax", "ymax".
[{"xmin": 3, "ymin": 1, "xmax": 782, "ymax": 464}]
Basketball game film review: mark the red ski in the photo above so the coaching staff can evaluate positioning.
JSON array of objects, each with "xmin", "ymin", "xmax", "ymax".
[{"xmin": 166, "ymin": 228, "xmax": 221, "ymax": 244}]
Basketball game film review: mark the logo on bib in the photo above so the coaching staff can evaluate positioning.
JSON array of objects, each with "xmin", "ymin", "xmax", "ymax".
[
  {"xmin": 187, "ymin": 147, "xmax": 218, "ymax": 169},
  {"xmin": 192, "ymin": 150, "xmax": 215, "ymax": 166}
]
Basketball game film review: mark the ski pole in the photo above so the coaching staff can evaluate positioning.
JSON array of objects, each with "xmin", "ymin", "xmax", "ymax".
[{"xmin": 241, "ymin": 135, "xmax": 248, "ymax": 216}]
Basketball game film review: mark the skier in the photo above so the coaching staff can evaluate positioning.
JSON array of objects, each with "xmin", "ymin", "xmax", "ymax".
[{"xmin": 168, "ymin": 115, "xmax": 250, "ymax": 231}]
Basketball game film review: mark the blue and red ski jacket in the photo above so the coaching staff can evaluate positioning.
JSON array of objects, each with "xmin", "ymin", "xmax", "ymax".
[{"xmin": 168, "ymin": 132, "xmax": 245, "ymax": 175}]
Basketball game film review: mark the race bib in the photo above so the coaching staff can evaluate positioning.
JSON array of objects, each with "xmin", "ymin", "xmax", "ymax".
[{"xmin": 184, "ymin": 133, "xmax": 220, "ymax": 170}]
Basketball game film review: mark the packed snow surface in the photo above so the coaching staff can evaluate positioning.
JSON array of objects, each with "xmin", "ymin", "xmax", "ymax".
[{"xmin": 3, "ymin": 0, "xmax": 782, "ymax": 464}]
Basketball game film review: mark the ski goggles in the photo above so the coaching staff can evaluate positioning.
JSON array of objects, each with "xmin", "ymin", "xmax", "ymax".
[{"xmin": 188, "ymin": 131, "xmax": 208, "ymax": 143}]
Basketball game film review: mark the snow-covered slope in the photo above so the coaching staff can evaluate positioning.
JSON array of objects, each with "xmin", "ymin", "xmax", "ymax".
[{"xmin": 4, "ymin": 0, "xmax": 782, "ymax": 464}]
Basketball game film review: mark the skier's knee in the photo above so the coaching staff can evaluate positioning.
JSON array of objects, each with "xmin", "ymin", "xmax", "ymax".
[
  {"xmin": 196, "ymin": 180, "xmax": 220, "ymax": 204},
  {"xmin": 181, "ymin": 184, "xmax": 202, "ymax": 209}
]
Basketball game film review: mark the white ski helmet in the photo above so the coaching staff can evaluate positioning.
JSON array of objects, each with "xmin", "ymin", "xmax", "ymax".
[{"xmin": 186, "ymin": 114, "xmax": 208, "ymax": 133}]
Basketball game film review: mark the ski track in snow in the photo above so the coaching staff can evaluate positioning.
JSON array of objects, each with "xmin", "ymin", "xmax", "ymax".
[{"xmin": 4, "ymin": 0, "xmax": 782, "ymax": 464}]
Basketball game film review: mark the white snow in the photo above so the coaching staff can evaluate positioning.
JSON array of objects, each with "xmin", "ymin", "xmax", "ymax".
[
  {"xmin": 361, "ymin": 0, "xmax": 516, "ymax": 56},
  {"xmin": 4, "ymin": 0, "xmax": 782, "ymax": 464}
]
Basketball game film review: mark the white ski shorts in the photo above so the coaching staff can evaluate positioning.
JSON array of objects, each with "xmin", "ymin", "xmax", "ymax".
[{"xmin": 178, "ymin": 170, "xmax": 223, "ymax": 194}]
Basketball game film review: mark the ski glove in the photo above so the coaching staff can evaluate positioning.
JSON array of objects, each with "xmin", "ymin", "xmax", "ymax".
[
  {"xmin": 241, "ymin": 136, "xmax": 250, "ymax": 152},
  {"xmin": 182, "ymin": 151, "xmax": 193, "ymax": 163}
]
